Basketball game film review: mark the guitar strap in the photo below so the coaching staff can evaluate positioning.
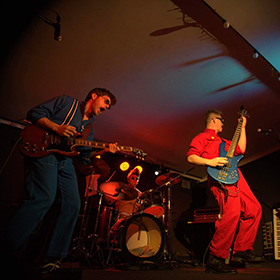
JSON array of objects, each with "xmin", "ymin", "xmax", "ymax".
[
  {"xmin": 218, "ymin": 181, "xmax": 239, "ymax": 203},
  {"xmin": 60, "ymin": 98, "xmax": 93, "ymax": 139},
  {"xmin": 78, "ymin": 123, "xmax": 93, "ymax": 140},
  {"xmin": 61, "ymin": 98, "xmax": 79, "ymax": 126}
]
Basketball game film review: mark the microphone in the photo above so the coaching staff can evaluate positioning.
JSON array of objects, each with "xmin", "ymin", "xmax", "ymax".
[
  {"xmin": 257, "ymin": 128, "xmax": 272, "ymax": 134},
  {"xmin": 36, "ymin": 10, "xmax": 62, "ymax": 42},
  {"xmin": 53, "ymin": 13, "xmax": 62, "ymax": 41},
  {"xmin": 53, "ymin": 21, "xmax": 62, "ymax": 41}
]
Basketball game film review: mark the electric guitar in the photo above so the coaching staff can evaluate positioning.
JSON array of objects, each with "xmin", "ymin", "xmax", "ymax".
[
  {"xmin": 18, "ymin": 124, "xmax": 147, "ymax": 159},
  {"xmin": 207, "ymin": 108, "xmax": 248, "ymax": 184}
]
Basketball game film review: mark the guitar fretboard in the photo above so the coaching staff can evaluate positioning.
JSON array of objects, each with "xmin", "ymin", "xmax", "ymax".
[
  {"xmin": 75, "ymin": 139, "xmax": 133, "ymax": 152},
  {"xmin": 226, "ymin": 119, "xmax": 243, "ymax": 158}
]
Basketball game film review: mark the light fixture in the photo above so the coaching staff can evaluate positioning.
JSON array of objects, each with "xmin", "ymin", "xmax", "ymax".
[
  {"xmin": 253, "ymin": 52, "xmax": 259, "ymax": 59},
  {"xmin": 154, "ymin": 165, "xmax": 163, "ymax": 176},
  {"xmin": 120, "ymin": 161, "xmax": 130, "ymax": 171},
  {"xmin": 223, "ymin": 21, "xmax": 230, "ymax": 29}
]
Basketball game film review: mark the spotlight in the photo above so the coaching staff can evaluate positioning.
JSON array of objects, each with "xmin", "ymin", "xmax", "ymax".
[
  {"xmin": 120, "ymin": 161, "xmax": 130, "ymax": 171},
  {"xmin": 154, "ymin": 166, "xmax": 162, "ymax": 176}
]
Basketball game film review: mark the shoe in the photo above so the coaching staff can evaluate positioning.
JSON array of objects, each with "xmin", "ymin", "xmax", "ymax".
[
  {"xmin": 206, "ymin": 254, "xmax": 238, "ymax": 274},
  {"xmin": 232, "ymin": 250, "xmax": 264, "ymax": 263},
  {"xmin": 37, "ymin": 259, "xmax": 61, "ymax": 274}
]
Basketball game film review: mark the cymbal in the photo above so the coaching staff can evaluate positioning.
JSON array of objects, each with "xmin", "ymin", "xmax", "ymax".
[
  {"xmin": 155, "ymin": 172, "xmax": 182, "ymax": 186},
  {"xmin": 99, "ymin": 181, "xmax": 138, "ymax": 201},
  {"xmin": 74, "ymin": 157, "xmax": 110, "ymax": 179}
]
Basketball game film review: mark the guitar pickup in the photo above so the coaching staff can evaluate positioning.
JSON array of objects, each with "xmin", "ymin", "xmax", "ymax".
[{"xmin": 218, "ymin": 171, "xmax": 228, "ymax": 178}]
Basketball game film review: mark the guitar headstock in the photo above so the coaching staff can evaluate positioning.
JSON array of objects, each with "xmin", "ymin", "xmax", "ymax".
[
  {"xmin": 239, "ymin": 105, "xmax": 250, "ymax": 118},
  {"xmin": 132, "ymin": 148, "xmax": 147, "ymax": 160}
]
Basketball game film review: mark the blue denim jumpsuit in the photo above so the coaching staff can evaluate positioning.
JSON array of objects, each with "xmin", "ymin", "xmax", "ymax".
[{"xmin": 6, "ymin": 95, "xmax": 94, "ymax": 258}]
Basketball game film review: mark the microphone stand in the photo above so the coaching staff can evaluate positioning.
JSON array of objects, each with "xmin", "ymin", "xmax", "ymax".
[{"xmin": 258, "ymin": 128, "xmax": 280, "ymax": 142}]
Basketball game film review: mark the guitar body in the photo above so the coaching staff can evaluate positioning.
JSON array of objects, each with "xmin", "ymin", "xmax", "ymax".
[
  {"xmin": 207, "ymin": 141, "xmax": 243, "ymax": 185},
  {"xmin": 19, "ymin": 125, "xmax": 79, "ymax": 157},
  {"xmin": 18, "ymin": 124, "xmax": 147, "ymax": 159}
]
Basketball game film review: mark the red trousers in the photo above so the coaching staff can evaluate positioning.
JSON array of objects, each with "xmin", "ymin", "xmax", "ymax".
[{"xmin": 208, "ymin": 170, "xmax": 262, "ymax": 259}]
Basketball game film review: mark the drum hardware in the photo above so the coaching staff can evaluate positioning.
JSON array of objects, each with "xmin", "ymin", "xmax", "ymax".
[
  {"xmin": 87, "ymin": 189, "xmax": 105, "ymax": 266},
  {"xmin": 154, "ymin": 169, "xmax": 194, "ymax": 265},
  {"xmin": 70, "ymin": 173, "xmax": 119, "ymax": 267},
  {"xmin": 99, "ymin": 181, "xmax": 138, "ymax": 203},
  {"xmin": 69, "ymin": 171, "xmax": 97, "ymax": 265},
  {"xmin": 139, "ymin": 189, "xmax": 165, "ymax": 218},
  {"xmin": 155, "ymin": 172, "xmax": 183, "ymax": 186},
  {"xmin": 87, "ymin": 188, "xmax": 122, "ymax": 267}
]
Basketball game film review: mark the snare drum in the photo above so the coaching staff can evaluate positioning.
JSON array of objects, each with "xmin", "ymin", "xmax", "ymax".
[
  {"xmin": 107, "ymin": 213, "xmax": 166, "ymax": 263},
  {"xmin": 140, "ymin": 189, "xmax": 165, "ymax": 218}
]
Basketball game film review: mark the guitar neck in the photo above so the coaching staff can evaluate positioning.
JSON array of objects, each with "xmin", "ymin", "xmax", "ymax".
[
  {"xmin": 226, "ymin": 119, "xmax": 243, "ymax": 158},
  {"xmin": 75, "ymin": 139, "xmax": 134, "ymax": 153}
]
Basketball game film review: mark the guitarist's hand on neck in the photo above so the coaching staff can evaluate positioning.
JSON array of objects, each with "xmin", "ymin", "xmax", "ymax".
[{"xmin": 238, "ymin": 115, "xmax": 247, "ymax": 153}]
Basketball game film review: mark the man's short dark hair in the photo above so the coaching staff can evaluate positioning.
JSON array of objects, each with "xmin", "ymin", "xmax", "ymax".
[
  {"xmin": 85, "ymin": 88, "xmax": 116, "ymax": 108},
  {"xmin": 205, "ymin": 109, "xmax": 223, "ymax": 127}
]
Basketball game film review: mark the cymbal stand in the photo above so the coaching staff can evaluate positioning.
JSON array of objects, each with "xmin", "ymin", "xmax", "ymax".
[
  {"xmin": 88, "ymin": 189, "xmax": 118, "ymax": 268},
  {"xmin": 155, "ymin": 169, "xmax": 194, "ymax": 266},
  {"xmin": 164, "ymin": 181, "xmax": 176, "ymax": 265},
  {"xmin": 88, "ymin": 190, "xmax": 105, "ymax": 267},
  {"xmin": 70, "ymin": 172, "xmax": 95, "ymax": 265}
]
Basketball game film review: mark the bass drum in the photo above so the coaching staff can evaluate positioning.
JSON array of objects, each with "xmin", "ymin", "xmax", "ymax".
[{"xmin": 108, "ymin": 213, "xmax": 166, "ymax": 263}]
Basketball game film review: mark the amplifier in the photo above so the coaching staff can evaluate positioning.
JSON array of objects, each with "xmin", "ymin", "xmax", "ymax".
[{"xmin": 190, "ymin": 207, "xmax": 220, "ymax": 224}]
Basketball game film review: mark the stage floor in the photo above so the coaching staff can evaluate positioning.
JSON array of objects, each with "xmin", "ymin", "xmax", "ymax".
[{"xmin": 37, "ymin": 260, "xmax": 280, "ymax": 280}]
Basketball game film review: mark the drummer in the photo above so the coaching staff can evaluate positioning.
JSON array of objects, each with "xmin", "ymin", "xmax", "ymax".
[{"xmin": 115, "ymin": 167, "xmax": 142, "ymax": 218}]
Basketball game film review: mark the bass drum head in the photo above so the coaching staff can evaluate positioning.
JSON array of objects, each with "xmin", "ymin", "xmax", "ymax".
[{"xmin": 108, "ymin": 213, "xmax": 166, "ymax": 263}]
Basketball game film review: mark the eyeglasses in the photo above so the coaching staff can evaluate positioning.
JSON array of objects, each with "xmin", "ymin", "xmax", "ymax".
[
  {"xmin": 100, "ymin": 96, "xmax": 111, "ymax": 109},
  {"xmin": 215, "ymin": 117, "xmax": 224, "ymax": 124},
  {"xmin": 129, "ymin": 176, "xmax": 139, "ymax": 182}
]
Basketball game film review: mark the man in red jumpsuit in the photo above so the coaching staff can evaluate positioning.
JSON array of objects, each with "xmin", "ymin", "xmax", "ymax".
[{"xmin": 186, "ymin": 109, "xmax": 262, "ymax": 274}]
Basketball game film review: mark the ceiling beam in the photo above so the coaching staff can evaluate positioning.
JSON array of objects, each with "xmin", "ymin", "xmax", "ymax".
[{"xmin": 171, "ymin": 0, "xmax": 280, "ymax": 93}]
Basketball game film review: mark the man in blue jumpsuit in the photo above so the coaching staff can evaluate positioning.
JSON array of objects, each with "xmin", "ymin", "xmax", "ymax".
[{"xmin": 3, "ymin": 88, "xmax": 118, "ymax": 272}]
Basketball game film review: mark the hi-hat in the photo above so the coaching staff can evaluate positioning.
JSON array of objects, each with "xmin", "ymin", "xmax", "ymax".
[
  {"xmin": 74, "ymin": 157, "xmax": 110, "ymax": 179},
  {"xmin": 155, "ymin": 172, "xmax": 182, "ymax": 186},
  {"xmin": 99, "ymin": 181, "xmax": 138, "ymax": 201}
]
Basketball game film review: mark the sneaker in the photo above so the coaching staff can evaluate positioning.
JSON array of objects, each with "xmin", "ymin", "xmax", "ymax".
[
  {"xmin": 38, "ymin": 259, "xmax": 61, "ymax": 274},
  {"xmin": 232, "ymin": 250, "xmax": 264, "ymax": 263},
  {"xmin": 206, "ymin": 254, "xmax": 238, "ymax": 274}
]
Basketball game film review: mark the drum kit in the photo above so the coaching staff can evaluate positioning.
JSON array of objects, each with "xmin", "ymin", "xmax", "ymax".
[{"xmin": 71, "ymin": 170, "xmax": 183, "ymax": 267}]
